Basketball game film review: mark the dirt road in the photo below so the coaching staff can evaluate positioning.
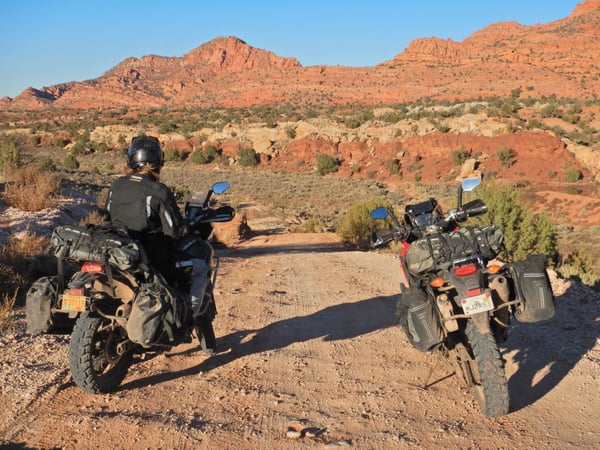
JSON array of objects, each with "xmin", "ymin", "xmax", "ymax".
[{"xmin": 1, "ymin": 231, "xmax": 599, "ymax": 449}]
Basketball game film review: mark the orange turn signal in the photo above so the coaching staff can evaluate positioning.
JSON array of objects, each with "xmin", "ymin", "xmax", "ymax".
[
  {"xmin": 487, "ymin": 264, "xmax": 502, "ymax": 274},
  {"xmin": 430, "ymin": 277, "xmax": 445, "ymax": 288}
]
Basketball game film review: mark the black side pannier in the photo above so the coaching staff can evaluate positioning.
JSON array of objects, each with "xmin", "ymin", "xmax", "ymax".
[
  {"xmin": 51, "ymin": 224, "xmax": 143, "ymax": 270},
  {"xmin": 126, "ymin": 274, "xmax": 192, "ymax": 347},
  {"xmin": 25, "ymin": 276, "xmax": 76, "ymax": 334},
  {"xmin": 510, "ymin": 254, "xmax": 555, "ymax": 323},
  {"xmin": 396, "ymin": 286, "xmax": 444, "ymax": 352}
]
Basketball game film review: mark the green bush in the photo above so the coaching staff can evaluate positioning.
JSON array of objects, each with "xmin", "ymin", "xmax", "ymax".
[
  {"xmin": 238, "ymin": 148, "xmax": 259, "ymax": 167},
  {"xmin": 496, "ymin": 146, "xmax": 516, "ymax": 168},
  {"xmin": 285, "ymin": 127, "xmax": 297, "ymax": 139},
  {"xmin": 62, "ymin": 153, "xmax": 79, "ymax": 170},
  {"xmin": 452, "ymin": 146, "xmax": 471, "ymax": 166},
  {"xmin": 559, "ymin": 248, "xmax": 599, "ymax": 288},
  {"xmin": 316, "ymin": 153, "xmax": 339, "ymax": 175},
  {"xmin": 337, "ymin": 198, "xmax": 394, "ymax": 249},
  {"xmin": 563, "ymin": 167, "xmax": 583, "ymax": 182},
  {"xmin": 0, "ymin": 141, "xmax": 20, "ymax": 170},
  {"xmin": 385, "ymin": 159, "xmax": 400, "ymax": 175},
  {"xmin": 190, "ymin": 149, "xmax": 211, "ymax": 164},
  {"xmin": 38, "ymin": 157, "xmax": 57, "ymax": 172},
  {"xmin": 164, "ymin": 148, "xmax": 184, "ymax": 162},
  {"xmin": 471, "ymin": 183, "xmax": 557, "ymax": 263}
]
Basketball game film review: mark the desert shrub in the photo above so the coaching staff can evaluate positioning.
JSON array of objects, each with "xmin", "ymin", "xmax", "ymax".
[
  {"xmin": 285, "ymin": 127, "xmax": 297, "ymax": 139},
  {"xmin": 452, "ymin": 146, "xmax": 472, "ymax": 165},
  {"xmin": 316, "ymin": 153, "xmax": 339, "ymax": 175},
  {"xmin": 38, "ymin": 157, "xmax": 57, "ymax": 172},
  {"xmin": 0, "ymin": 231, "xmax": 51, "ymax": 329},
  {"xmin": 559, "ymin": 248, "xmax": 599, "ymax": 288},
  {"xmin": 496, "ymin": 146, "xmax": 516, "ymax": 168},
  {"xmin": 385, "ymin": 159, "xmax": 400, "ymax": 175},
  {"xmin": 164, "ymin": 148, "xmax": 185, "ymax": 162},
  {"xmin": 471, "ymin": 183, "xmax": 557, "ymax": 263},
  {"xmin": 238, "ymin": 148, "xmax": 258, "ymax": 167},
  {"xmin": 0, "ymin": 286, "xmax": 17, "ymax": 333},
  {"xmin": 292, "ymin": 217, "xmax": 328, "ymax": 233},
  {"xmin": 337, "ymin": 198, "xmax": 394, "ymax": 249},
  {"xmin": 563, "ymin": 167, "xmax": 583, "ymax": 182},
  {"xmin": 0, "ymin": 141, "xmax": 21, "ymax": 170},
  {"xmin": 62, "ymin": 153, "xmax": 79, "ymax": 170},
  {"xmin": 344, "ymin": 118, "xmax": 361, "ymax": 129},
  {"xmin": 190, "ymin": 149, "xmax": 211, "ymax": 164},
  {"xmin": 2, "ymin": 165, "xmax": 61, "ymax": 211},
  {"xmin": 80, "ymin": 210, "xmax": 108, "ymax": 226}
]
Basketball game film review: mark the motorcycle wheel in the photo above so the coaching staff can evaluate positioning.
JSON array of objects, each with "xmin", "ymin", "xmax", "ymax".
[
  {"xmin": 464, "ymin": 321, "xmax": 509, "ymax": 417},
  {"xmin": 68, "ymin": 311, "xmax": 132, "ymax": 394}
]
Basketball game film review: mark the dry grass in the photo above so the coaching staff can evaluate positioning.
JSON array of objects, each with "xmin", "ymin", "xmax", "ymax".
[
  {"xmin": 0, "ymin": 287, "xmax": 18, "ymax": 333},
  {"xmin": 2, "ymin": 164, "xmax": 61, "ymax": 211},
  {"xmin": 0, "ymin": 231, "xmax": 51, "ymax": 330}
]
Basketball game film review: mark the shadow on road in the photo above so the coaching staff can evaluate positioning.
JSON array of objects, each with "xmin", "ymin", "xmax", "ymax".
[
  {"xmin": 120, "ymin": 293, "xmax": 399, "ymax": 391},
  {"xmin": 217, "ymin": 240, "xmax": 350, "ymax": 258},
  {"xmin": 504, "ymin": 283, "xmax": 599, "ymax": 412}
]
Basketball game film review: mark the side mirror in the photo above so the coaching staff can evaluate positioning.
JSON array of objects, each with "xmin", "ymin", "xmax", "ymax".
[
  {"xmin": 370, "ymin": 207, "xmax": 389, "ymax": 220},
  {"xmin": 212, "ymin": 181, "xmax": 230, "ymax": 195},
  {"xmin": 461, "ymin": 177, "xmax": 480, "ymax": 192}
]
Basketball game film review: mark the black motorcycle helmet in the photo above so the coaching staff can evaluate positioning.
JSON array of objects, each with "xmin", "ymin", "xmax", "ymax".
[{"xmin": 127, "ymin": 135, "xmax": 164, "ymax": 172}]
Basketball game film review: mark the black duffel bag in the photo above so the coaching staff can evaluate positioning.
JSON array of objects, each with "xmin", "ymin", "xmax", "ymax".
[{"xmin": 51, "ymin": 224, "xmax": 144, "ymax": 270}]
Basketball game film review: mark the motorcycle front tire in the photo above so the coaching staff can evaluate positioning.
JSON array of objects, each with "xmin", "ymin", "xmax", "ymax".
[{"xmin": 68, "ymin": 311, "xmax": 132, "ymax": 394}]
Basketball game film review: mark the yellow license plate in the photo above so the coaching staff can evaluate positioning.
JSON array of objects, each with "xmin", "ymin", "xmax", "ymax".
[{"xmin": 60, "ymin": 294, "xmax": 88, "ymax": 312}]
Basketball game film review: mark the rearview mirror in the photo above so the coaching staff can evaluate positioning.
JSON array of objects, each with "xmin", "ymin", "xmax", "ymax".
[
  {"xmin": 461, "ymin": 177, "xmax": 480, "ymax": 192},
  {"xmin": 212, "ymin": 181, "xmax": 230, "ymax": 195},
  {"xmin": 370, "ymin": 207, "xmax": 389, "ymax": 220}
]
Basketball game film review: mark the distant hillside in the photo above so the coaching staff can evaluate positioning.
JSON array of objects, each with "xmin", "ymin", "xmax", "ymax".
[{"xmin": 3, "ymin": 0, "xmax": 600, "ymax": 111}]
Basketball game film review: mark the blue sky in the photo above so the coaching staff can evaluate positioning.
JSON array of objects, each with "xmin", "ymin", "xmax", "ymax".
[{"xmin": 0, "ymin": 0, "xmax": 580, "ymax": 98}]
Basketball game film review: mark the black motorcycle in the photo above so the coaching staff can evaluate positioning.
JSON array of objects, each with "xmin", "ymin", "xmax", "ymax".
[
  {"xmin": 26, "ymin": 181, "xmax": 235, "ymax": 394},
  {"xmin": 370, "ymin": 178, "xmax": 555, "ymax": 417}
]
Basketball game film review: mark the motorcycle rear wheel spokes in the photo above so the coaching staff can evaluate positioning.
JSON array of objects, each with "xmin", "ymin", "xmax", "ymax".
[
  {"xmin": 464, "ymin": 320, "xmax": 509, "ymax": 417},
  {"xmin": 69, "ymin": 311, "xmax": 132, "ymax": 394}
]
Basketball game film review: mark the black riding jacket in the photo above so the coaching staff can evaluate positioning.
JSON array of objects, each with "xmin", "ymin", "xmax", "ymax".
[{"xmin": 105, "ymin": 172, "xmax": 184, "ymax": 278}]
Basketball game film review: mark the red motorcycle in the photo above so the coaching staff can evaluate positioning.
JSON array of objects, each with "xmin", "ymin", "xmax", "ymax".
[{"xmin": 371, "ymin": 178, "xmax": 555, "ymax": 417}]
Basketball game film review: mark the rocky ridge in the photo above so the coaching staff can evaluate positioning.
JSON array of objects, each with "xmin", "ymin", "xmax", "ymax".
[{"xmin": 3, "ymin": 1, "xmax": 600, "ymax": 110}]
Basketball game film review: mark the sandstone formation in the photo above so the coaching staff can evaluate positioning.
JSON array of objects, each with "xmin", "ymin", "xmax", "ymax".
[{"xmin": 3, "ymin": 1, "xmax": 600, "ymax": 110}]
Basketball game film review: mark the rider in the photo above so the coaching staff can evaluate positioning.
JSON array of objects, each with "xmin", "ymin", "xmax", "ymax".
[{"xmin": 105, "ymin": 134, "xmax": 210, "ymax": 326}]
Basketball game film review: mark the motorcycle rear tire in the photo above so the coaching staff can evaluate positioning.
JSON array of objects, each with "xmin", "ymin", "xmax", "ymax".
[
  {"xmin": 69, "ymin": 311, "xmax": 132, "ymax": 394},
  {"xmin": 464, "ymin": 321, "xmax": 509, "ymax": 417}
]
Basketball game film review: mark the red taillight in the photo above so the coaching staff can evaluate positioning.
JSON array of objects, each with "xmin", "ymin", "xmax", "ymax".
[
  {"xmin": 466, "ymin": 288, "xmax": 482, "ymax": 297},
  {"xmin": 81, "ymin": 262, "xmax": 104, "ymax": 273},
  {"xmin": 69, "ymin": 288, "xmax": 84, "ymax": 295},
  {"xmin": 454, "ymin": 264, "xmax": 477, "ymax": 276}
]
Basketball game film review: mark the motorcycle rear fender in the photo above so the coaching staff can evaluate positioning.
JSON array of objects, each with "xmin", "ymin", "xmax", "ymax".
[{"xmin": 447, "ymin": 270, "xmax": 484, "ymax": 299}]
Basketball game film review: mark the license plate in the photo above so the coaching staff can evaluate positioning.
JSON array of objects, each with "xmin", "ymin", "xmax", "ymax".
[
  {"xmin": 460, "ymin": 291, "xmax": 493, "ymax": 315},
  {"xmin": 60, "ymin": 294, "xmax": 88, "ymax": 312}
]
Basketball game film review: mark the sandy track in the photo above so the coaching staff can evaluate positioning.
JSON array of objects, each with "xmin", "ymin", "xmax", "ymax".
[{"xmin": 1, "ymin": 231, "xmax": 599, "ymax": 449}]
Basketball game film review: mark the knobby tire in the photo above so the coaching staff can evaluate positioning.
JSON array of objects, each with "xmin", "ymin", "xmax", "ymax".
[
  {"xmin": 464, "ymin": 320, "xmax": 510, "ymax": 417},
  {"xmin": 69, "ymin": 311, "xmax": 131, "ymax": 394}
]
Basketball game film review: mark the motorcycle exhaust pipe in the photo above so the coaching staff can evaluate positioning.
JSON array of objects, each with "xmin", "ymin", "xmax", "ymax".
[
  {"xmin": 115, "ymin": 303, "xmax": 132, "ymax": 327},
  {"xmin": 489, "ymin": 275, "xmax": 510, "ymax": 303}
]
